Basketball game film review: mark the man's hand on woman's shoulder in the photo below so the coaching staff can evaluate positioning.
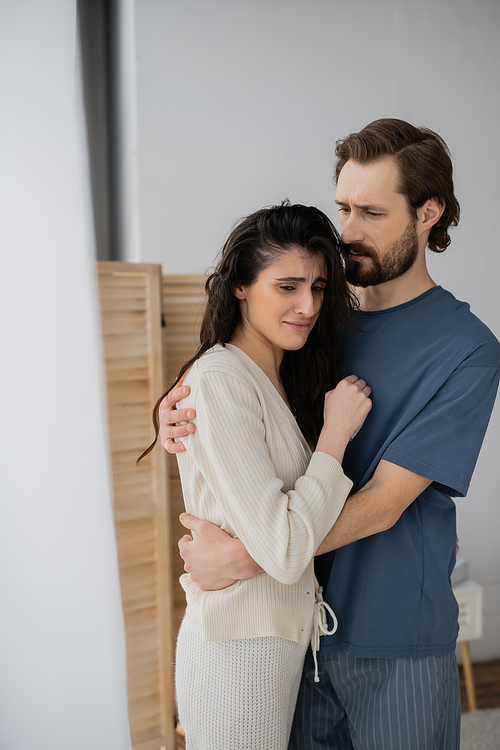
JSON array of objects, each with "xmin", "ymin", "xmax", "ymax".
[{"xmin": 159, "ymin": 386, "xmax": 196, "ymax": 453}]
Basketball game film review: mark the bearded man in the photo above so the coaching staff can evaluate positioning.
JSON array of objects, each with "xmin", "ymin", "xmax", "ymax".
[{"xmin": 160, "ymin": 119, "xmax": 500, "ymax": 749}]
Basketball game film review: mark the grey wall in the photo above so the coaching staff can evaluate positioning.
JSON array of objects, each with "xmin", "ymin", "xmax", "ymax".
[{"xmin": 133, "ymin": 0, "xmax": 500, "ymax": 660}]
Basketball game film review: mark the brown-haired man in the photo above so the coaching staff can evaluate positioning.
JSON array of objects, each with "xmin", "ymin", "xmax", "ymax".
[{"xmin": 160, "ymin": 119, "xmax": 500, "ymax": 749}]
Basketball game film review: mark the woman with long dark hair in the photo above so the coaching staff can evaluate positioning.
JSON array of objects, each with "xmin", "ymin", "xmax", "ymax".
[{"xmin": 140, "ymin": 202, "xmax": 371, "ymax": 749}]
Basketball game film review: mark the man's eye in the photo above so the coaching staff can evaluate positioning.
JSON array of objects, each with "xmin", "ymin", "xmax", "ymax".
[
  {"xmin": 279, "ymin": 286, "xmax": 295, "ymax": 291},
  {"xmin": 367, "ymin": 211, "xmax": 383, "ymax": 217},
  {"xmin": 312, "ymin": 286, "xmax": 325, "ymax": 293}
]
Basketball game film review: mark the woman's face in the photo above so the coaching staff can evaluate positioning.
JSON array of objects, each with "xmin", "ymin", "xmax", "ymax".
[{"xmin": 234, "ymin": 246, "xmax": 327, "ymax": 354}]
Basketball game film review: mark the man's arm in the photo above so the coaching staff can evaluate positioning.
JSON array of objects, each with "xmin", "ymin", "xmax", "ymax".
[
  {"xmin": 179, "ymin": 459, "xmax": 431, "ymax": 589},
  {"xmin": 314, "ymin": 458, "xmax": 431, "ymax": 554}
]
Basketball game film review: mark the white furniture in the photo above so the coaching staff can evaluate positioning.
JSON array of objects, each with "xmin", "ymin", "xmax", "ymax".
[{"xmin": 453, "ymin": 578, "xmax": 484, "ymax": 711}]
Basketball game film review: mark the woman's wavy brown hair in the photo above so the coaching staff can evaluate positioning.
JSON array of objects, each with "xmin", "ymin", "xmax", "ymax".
[
  {"xmin": 335, "ymin": 118, "xmax": 460, "ymax": 252},
  {"xmin": 138, "ymin": 201, "xmax": 357, "ymax": 460}
]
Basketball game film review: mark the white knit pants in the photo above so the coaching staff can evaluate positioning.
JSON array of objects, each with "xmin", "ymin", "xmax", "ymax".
[{"xmin": 175, "ymin": 615, "xmax": 307, "ymax": 750}]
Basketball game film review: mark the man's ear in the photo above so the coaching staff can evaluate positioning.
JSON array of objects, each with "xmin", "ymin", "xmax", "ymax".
[
  {"xmin": 419, "ymin": 198, "xmax": 445, "ymax": 231},
  {"xmin": 233, "ymin": 284, "xmax": 247, "ymax": 300}
]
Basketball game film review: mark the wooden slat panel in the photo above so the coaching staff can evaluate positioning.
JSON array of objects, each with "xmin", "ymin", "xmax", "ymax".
[
  {"xmin": 127, "ymin": 646, "xmax": 162, "ymax": 673},
  {"xmin": 103, "ymin": 334, "xmax": 149, "ymax": 358},
  {"xmin": 162, "ymin": 274, "xmax": 207, "ymax": 646},
  {"xmin": 162, "ymin": 274, "xmax": 206, "ymax": 383},
  {"xmin": 129, "ymin": 672, "xmax": 164, "ymax": 698},
  {"xmin": 106, "ymin": 366, "xmax": 151, "ymax": 383},
  {"xmin": 101, "ymin": 310, "xmax": 149, "ymax": 334},
  {"xmin": 98, "ymin": 262, "xmax": 176, "ymax": 750},
  {"xmin": 109, "ymin": 426, "xmax": 153, "ymax": 446}
]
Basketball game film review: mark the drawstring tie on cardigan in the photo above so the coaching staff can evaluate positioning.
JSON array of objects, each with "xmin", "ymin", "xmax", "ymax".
[{"xmin": 311, "ymin": 583, "xmax": 338, "ymax": 682}]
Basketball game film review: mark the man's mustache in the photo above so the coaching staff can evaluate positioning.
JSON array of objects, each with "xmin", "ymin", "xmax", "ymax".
[{"xmin": 341, "ymin": 242, "xmax": 377, "ymax": 260}]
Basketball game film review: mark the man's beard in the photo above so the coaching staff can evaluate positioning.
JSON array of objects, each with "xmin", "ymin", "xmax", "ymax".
[{"xmin": 342, "ymin": 220, "xmax": 419, "ymax": 288}]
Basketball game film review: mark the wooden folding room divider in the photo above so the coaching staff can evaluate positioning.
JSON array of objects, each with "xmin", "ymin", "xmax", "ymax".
[
  {"xmin": 161, "ymin": 275, "xmax": 207, "ymax": 639},
  {"xmin": 97, "ymin": 264, "xmax": 207, "ymax": 749},
  {"xmin": 97, "ymin": 262, "xmax": 176, "ymax": 750}
]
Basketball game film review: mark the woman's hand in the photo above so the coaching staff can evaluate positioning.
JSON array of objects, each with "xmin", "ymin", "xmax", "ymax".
[
  {"xmin": 324, "ymin": 375, "xmax": 372, "ymax": 439},
  {"xmin": 316, "ymin": 375, "xmax": 372, "ymax": 463}
]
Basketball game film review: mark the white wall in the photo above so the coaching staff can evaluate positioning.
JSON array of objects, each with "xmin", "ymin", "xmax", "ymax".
[
  {"xmin": 0, "ymin": 2, "xmax": 131, "ymax": 747},
  {"xmin": 132, "ymin": 0, "xmax": 500, "ymax": 660}
]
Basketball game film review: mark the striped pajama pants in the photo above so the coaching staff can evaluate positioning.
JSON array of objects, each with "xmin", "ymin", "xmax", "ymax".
[{"xmin": 288, "ymin": 649, "xmax": 461, "ymax": 750}]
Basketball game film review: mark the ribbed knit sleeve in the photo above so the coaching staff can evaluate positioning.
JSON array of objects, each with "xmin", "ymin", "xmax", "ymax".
[{"xmin": 178, "ymin": 361, "xmax": 352, "ymax": 585}]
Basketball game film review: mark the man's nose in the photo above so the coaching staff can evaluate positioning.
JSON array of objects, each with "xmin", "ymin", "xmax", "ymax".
[{"xmin": 340, "ymin": 213, "xmax": 365, "ymax": 244}]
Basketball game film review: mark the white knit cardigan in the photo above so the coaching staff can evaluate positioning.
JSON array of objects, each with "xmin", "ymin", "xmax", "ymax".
[{"xmin": 176, "ymin": 344, "xmax": 353, "ymax": 647}]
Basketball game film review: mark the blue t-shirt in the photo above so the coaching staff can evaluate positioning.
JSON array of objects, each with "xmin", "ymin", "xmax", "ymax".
[{"xmin": 316, "ymin": 286, "xmax": 500, "ymax": 658}]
